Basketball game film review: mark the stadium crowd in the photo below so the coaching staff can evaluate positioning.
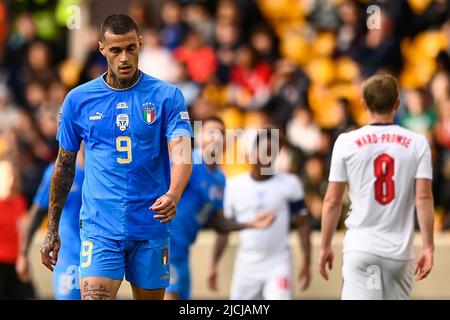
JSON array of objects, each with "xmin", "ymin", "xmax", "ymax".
[{"xmin": 0, "ymin": 0, "xmax": 449, "ymax": 298}]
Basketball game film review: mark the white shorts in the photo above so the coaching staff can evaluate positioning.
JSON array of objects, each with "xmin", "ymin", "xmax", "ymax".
[
  {"xmin": 230, "ymin": 254, "xmax": 292, "ymax": 300},
  {"xmin": 342, "ymin": 251, "xmax": 414, "ymax": 300}
]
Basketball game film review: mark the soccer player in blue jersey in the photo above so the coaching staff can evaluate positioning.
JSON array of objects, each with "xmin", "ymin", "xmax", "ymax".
[
  {"xmin": 165, "ymin": 117, "xmax": 275, "ymax": 300},
  {"xmin": 40, "ymin": 14, "xmax": 193, "ymax": 300},
  {"xmin": 16, "ymin": 149, "xmax": 84, "ymax": 300}
]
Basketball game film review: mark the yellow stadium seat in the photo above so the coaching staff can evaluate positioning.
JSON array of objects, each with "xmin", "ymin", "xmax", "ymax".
[
  {"xmin": 306, "ymin": 58, "xmax": 335, "ymax": 86},
  {"xmin": 313, "ymin": 32, "xmax": 336, "ymax": 58},
  {"xmin": 408, "ymin": 0, "xmax": 433, "ymax": 15},
  {"xmin": 335, "ymin": 57, "xmax": 360, "ymax": 82}
]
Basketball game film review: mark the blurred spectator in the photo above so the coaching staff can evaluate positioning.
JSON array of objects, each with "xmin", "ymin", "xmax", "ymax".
[
  {"xmin": 270, "ymin": 60, "xmax": 310, "ymax": 128},
  {"xmin": 216, "ymin": 0, "xmax": 241, "ymax": 25},
  {"xmin": 174, "ymin": 28, "xmax": 217, "ymax": 84},
  {"xmin": 286, "ymin": 107, "xmax": 321, "ymax": 156},
  {"xmin": 139, "ymin": 28, "xmax": 179, "ymax": 82},
  {"xmin": 0, "ymin": 84, "xmax": 21, "ymax": 132},
  {"xmin": 128, "ymin": 0, "xmax": 150, "ymax": 30},
  {"xmin": 24, "ymin": 81, "xmax": 47, "ymax": 111},
  {"xmin": 0, "ymin": 158, "xmax": 34, "ymax": 299},
  {"xmin": 160, "ymin": 0, "xmax": 187, "ymax": 51},
  {"xmin": 230, "ymin": 45, "xmax": 272, "ymax": 109},
  {"xmin": 400, "ymin": 89, "xmax": 437, "ymax": 135},
  {"xmin": 335, "ymin": 0, "xmax": 365, "ymax": 56},
  {"xmin": 174, "ymin": 62, "xmax": 200, "ymax": 107},
  {"xmin": 350, "ymin": 10, "xmax": 402, "ymax": 77},
  {"xmin": 214, "ymin": 21, "xmax": 240, "ymax": 83},
  {"xmin": 308, "ymin": 0, "xmax": 340, "ymax": 31},
  {"xmin": 184, "ymin": 2, "xmax": 215, "ymax": 44},
  {"xmin": 330, "ymin": 97, "xmax": 357, "ymax": 140},
  {"xmin": 249, "ymin": 25, "xmax": 279, "ymax": 65},
  {"xmin": 4, "ymin": 13, "xmax": 38, "ymax": 73},
  {"xmin": 78, "ymin": 28, "xmax": 107, "ymax": 85}
]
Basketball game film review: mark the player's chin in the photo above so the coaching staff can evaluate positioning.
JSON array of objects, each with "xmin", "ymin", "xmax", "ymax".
[{"xmin": 116, "ymin": 67, "xmax": 136, "ymax": 78}]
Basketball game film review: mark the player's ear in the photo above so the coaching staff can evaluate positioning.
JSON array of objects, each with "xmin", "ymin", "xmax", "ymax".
[
  {"xmin": 360, "ymin": 98, "xmax": 368, "ymax": 111},
  {"xmin": 393, "ymin": 98, "xmax": 400, "ymax": 111},
  {"xmin": 138, "ymin": 35, "xmax": 143, "ymax": 49},
  {"xmin": 99, "ymin": 41, "xmax": 106, "ymax": 57}
]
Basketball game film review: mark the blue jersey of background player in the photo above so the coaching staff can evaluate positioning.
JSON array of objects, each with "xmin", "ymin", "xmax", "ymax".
[
  {"xmin": 40, "ymin": 14, "xmax": 193, "ymax": 300},
  {"xmin": 165, "ymin": 117, "xmax": 275, "ymax": 300},
  {"xmin": 16, "ymin": 149, "xmax": 84, "ymax": 300}
]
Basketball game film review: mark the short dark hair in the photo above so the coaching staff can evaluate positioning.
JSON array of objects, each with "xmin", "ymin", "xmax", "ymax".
[
  {"xmin": 253, "ymin": 125, "xmax": 278, "ymax": 150},
  {"xmin": 362, "ymin": 74, "xmax": 399, "ymax": 114},
  {"xmin": 100, "ymin": 14, "xmax": 139, "ymax": 41}
]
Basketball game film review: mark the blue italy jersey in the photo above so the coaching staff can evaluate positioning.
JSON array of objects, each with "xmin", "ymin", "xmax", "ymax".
[
  {"xmin": 56, "ymin": 71, "xmax": 193, "ymax": 240},
  {"xmin": 170, "ymin": 149, "xmax": 226, "ymax": 260},
  {"xmin": 33, "ymin": 163, "xmax": 84, "ymax": 263}
]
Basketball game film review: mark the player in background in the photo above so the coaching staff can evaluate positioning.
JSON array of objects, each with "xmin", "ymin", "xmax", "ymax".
[
  {"xmin": 209, "ymin": 129, "xmax": 312, "ymax": 300},
  {"xmin": 16, "ymin": 147, "xmax": 84, "ymax": 300},
  {"xmin": 319, "ymin": 74, "xmax": 435, "ymax": 300},
  {"xmin": 40, "ymin": 14, "xmax": 193, "ymax": 300},
  {"xmin": 165, "ymin": 116, "xmax": 275, "ymax": 300}
]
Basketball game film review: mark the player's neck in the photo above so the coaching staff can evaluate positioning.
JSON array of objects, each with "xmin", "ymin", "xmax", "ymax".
[
  {"xmin": 368, "ymin": 112, "xmax": 395, "ymax": 125},
  {"xmin": 206, "ymin": 163, "xmax": 217, "ymax": 171},
  {"xmin": 105, "ymin": 69, "xmax": 141, "ymax": 89},
  {"xmin": 250, "ymin": 169, "xmax": 273, "ymax": 181}
]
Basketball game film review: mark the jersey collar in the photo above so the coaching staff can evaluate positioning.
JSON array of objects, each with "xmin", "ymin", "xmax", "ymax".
[
  {"xmin": 101, "ymin": 70, "xmax": 142, "ymax": 91},
  {"xmin": 368, "ymin": 122, "xmax": 396, "ymax": 126}
]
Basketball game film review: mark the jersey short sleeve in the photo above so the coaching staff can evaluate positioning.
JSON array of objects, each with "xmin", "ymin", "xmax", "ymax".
[
  {"xmin": 56, "ymin": 93, "xmax": 82, "ymax": 152},
  {"xmin": 415, "ymin": 135, "xmax": 433, "ymax": 180},
  {"xmin": 165, "ymin": 88, "xmax": 193, "ymax": 141},
  {"xmin": 223, "ymin": 180, "xmax": 235, "ymax": 219},
  {"xmin": 33, "ymin": 165, "xmax": 54, "ymax": 209},
  {"xmin": 286, "ymin": 175, "xmax": 307, "ymax": 217},
  {"xmin": 329, "ymin": 134, "xmax": 348, "ymax": 182}
]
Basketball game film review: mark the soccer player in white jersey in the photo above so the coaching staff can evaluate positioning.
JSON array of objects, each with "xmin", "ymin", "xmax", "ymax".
[
  {"xmin": 209, "ymin": 129, "xmax": 312, "ymax": 300},
  {"xmin": 319, "ymin": 74, "xmax": 435, "ymax": 300}
]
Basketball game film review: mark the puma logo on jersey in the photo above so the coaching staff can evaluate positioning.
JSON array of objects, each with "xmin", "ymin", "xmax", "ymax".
[{"xmin": 89, "ymin": 112, "xmax": 103, "ymax": 121}]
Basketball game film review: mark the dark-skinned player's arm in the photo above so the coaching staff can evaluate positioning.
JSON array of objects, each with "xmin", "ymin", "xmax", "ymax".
[
  {"xmin": 292, "ymin": 208, "xmax": 312, "ymax": 291},
  {"xmin": 204, "ymin": 210, "xmax": 276, "ymax": 290},
  {"xmin": 207, "ymin": 232, "xmax": 229, "ymax": 292},
  {"xmin": 206, "ymin": 210, "xmax": 275, "ymax": 233},
  {"xmin": 16, "ymin": 204, "xmax": 48, "ymax": 281},
  {"xmin": 318, "ymin": 182, "xmax": 346, "ymax": 281},
  {"xmin": 41, "ymin": 147, "xmax": 77, "ymax": 271},
  {"xmin": 151, "ymin": 136, "xmax": 192, "ymax": 223},
  {"xmin": 414, "ymin": 178, "xmax": 435, "ymax": 281}
]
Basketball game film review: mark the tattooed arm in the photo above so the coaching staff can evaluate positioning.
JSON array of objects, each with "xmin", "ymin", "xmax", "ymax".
[{"xmin": 40, "ymin": 147, "xmax": 77, "ymax": 271}]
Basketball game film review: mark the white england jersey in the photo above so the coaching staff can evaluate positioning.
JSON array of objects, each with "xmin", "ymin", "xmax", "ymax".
[
  {"xmin": 224, "ymin": 172, "xmax": 306, "ymax": 268},
  {"xmin": 329, "ymin": 124, "xmax": 433, "ymax": 260}
]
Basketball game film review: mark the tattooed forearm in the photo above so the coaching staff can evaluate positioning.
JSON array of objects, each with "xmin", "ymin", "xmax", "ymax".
[
  {"xmin": 82, "ymin": 282, "xmax": 112, "ymax": 300},
  {"xmin": 47, "ymin": 147, "xmax": 77, "ymax": 233}
]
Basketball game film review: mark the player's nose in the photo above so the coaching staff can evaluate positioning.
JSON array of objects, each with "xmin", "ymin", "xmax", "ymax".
[{"xmin": 120, "ymin": 50, "xmax": 129, "ymax": 63}]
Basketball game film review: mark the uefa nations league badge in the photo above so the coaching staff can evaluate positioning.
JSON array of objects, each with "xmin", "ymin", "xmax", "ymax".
[
  {"xmin": 116, "ymin": 114, "xmax": 129, "ymax": 131},
  {"xmin": 142, "ymin": 103, "xmax": 156, "ymax": 125}
]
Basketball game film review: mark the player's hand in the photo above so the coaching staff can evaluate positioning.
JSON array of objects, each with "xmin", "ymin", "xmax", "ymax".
[
  {"xmin": 15, "ymin": 253, "xmax": 30, "ymax": 283},
  {"xmin": 247, "ymin": 212, "xmax": 276, "ymax": 229},
  {"xmin": 40, "ymin": 231, "xmax": 61, "ymax": 272},
  {"xmin": 298, "ymin": 265, "xmax": 311, "ymax": 291},
  {"xmin": 414, "ymin": 247, "xmax": 433, "ymax": 281},
  {"xmin": 207, "ymin": 266, "xmax": 219, "ymax": 292},
  {"xmin": 319, "ymin": 247, "xmax": 334, "ymax": 281},
  {"xmin": 150, "ymin": 193, "xmax": 178, "ymax": 223}
]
